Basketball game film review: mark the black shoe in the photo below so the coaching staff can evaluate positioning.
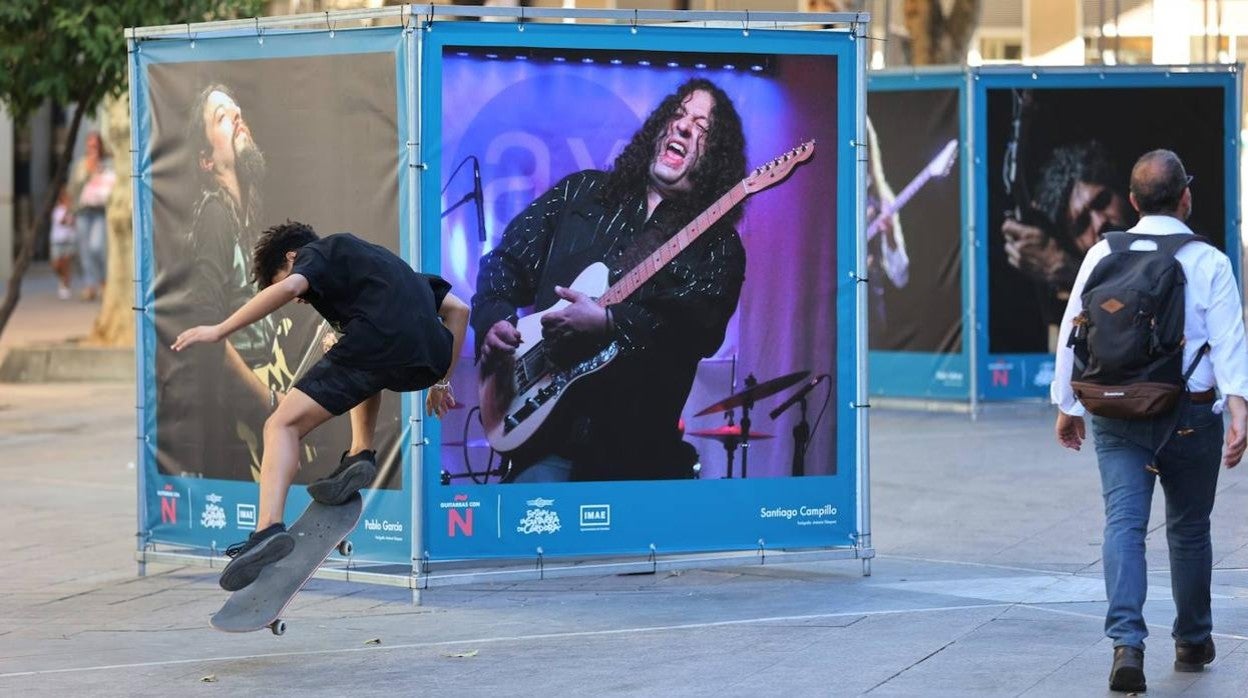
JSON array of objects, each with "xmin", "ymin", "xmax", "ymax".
[
  {"xmin": 1109, "ymin": 646, "xmax": 1146, "ymax": 693},
  {"xmin": 307, "ymin": 450, "xmax": 377, "ymax": 505},
  {"xmin": 1174, "ymin": 637, "xmax": 1215, "ymax": 672},
  {"xmin": 219, "ymin": 524, "xmax": 295, "ymax": 592}
]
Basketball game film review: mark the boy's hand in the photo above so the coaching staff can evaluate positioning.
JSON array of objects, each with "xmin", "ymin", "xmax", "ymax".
[
  {"xmin": 426, "ymin": 382, "xmax": 456, "ymax": 418},
  {"xmin": 172, "ymin": 324, "xmax": 223, "ymax": 352},
  {"xmin": 321, "ymin": 331, "xmax": 338, "ymax": 353}
]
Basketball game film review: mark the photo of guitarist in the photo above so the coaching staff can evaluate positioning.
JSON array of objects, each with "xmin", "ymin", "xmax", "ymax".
[{"xmin": 471, "ymin": 78, "xmax": 748, "ymax": 483}]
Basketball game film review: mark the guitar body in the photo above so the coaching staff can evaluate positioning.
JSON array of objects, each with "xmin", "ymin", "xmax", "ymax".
[{"xmin": 479, "ymin": 263, "xmax": 618, "ymax": 456}]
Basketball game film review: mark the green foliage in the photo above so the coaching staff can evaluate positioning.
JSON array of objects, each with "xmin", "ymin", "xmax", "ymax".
[{"xmin": 0, "ymin": 0, "xmax": 263, "ymax": 120}]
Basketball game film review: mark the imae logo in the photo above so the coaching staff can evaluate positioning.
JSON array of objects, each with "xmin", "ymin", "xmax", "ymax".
[
  {"xmin": 579, "ymin": 504, "xmax": 610, "ymax": 531},
  {"xmin": 440, "ymin": 493, "xmax": 481, "ymax": 537},
  {"xmin": 156, "ymin": 484, "xmax": 181, "ymax": 524}
]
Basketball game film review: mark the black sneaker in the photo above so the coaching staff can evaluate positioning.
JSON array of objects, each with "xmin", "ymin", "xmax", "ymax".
[
  {"xmin": 1175, "ymin": 637, "xmax": 1216, "ymax": 672},
  {"xmin": 219, "ymin": 524, "xmax": 295, "ymax": 591},
  {"xmin": 307, "ymin": 450, "xmax": 377, "ymax": 505}
]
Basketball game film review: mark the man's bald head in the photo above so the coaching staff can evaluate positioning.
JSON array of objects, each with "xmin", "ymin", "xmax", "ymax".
[{"xmin": 1129, "ymin": 149, "xmax": 1190, "ymax": 216}]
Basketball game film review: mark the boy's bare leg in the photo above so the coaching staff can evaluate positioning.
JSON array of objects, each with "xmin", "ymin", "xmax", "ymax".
[
  {"xmin": 256, "ymin": 388, "xmax": 333, "ymax": 530},
  {"xmin": 348, "ymin": 392, "xmax": 382, "ymax": 456}
]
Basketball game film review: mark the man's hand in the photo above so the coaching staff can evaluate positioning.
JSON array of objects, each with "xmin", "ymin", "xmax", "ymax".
[
  {"xmin": 868, "ymin": 202, "xmax": 899, "ymax": 251},
  {"xmin": 172, "ymin": 324, "xmax": 224, "ymax": 352},
  {"xmin": 541, "ymin": 286, "xmax": 607, "ymax": 342},
  {"xmin": 1223, "ymin": 395, "xmax": 1247, "ymax": 468},
  {"xmin": 481, "ymin": 320, "xmax": 521, "ymax": 364},
  {"xmin": 1056, "ymin": 412, "xmax": 1086, "ymax": 451},
  {"xmin": 1002, "ymin": 218, "xmax": 1077, "ymax": 287},
  {"xmin": 321, "ymin": 331, "xmax": 338, "ymax": 353},
  {"xmin": 426, "ymin": 382, "xmax": 456, "ymax": 418}
]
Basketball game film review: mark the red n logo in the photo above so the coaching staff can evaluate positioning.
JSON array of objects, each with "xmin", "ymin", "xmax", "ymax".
[
  {"xmin": 160, "ymin": 496, "xmax": 177, "ymax": 524},
  {"xmin": 448, "ymin": 508, "xmax": 473, "ymax": 537},
  {"xmin": 992, "ymin": 369, "xmax": 1009, "ymax": 387}
]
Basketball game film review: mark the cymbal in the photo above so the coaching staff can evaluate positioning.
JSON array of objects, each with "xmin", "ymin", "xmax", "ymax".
[
  {"xmin": 693, "ymin": 370, "xmax": 810, "ymax": 417},
  {"xmin": 688, "ymin": 425, "xmax": 774, "ymax": 443}
]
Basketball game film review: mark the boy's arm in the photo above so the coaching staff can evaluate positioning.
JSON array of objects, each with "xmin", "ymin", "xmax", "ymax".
[
  {"xmin": 438, "ymin": 292, "xmax": 470, "ymax": 381},
  {"xmin": 426, "ymin": 292, "xmax": 470, "ymax": 418},
  {"xmin": 172, "ymin": 274, "xmax": 309, "ymax": 352}
]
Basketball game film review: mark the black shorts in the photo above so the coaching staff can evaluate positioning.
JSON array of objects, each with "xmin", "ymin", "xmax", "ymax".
[{"xmin": 295, "ymin": 357, "xmax": 441, "ymax": 416}]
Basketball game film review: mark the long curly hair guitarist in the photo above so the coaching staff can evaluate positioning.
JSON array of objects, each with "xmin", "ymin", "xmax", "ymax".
[{"xmin": 471, "ymin": 77, "xmax": 749, "ymax": 483}]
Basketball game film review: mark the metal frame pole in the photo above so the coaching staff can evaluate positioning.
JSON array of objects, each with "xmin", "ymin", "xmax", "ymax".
[
  {"xmin": 128, "ymin": 32, "xmax": 150, "ymax": 577},
  {"xmin": 966, "ymin": 70, "xmax": 980, "ymax": 420},
  {"xmin": 407, "ymin": 10, "xmax": 425, "ymax": 606},
  {"xmin": 853, "ymin": 17, "xmax": 873, "ymax": 577}
]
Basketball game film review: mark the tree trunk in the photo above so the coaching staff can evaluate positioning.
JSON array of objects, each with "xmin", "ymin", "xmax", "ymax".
[
  {"xmin": 943, "ymin": 0, "xmax": 981, "ymax": 63},
  {"xmin": 902, "ymin": 0, "xmax": 981, "ymax": 66},
  {"xmin": 87, "ymin": 93, "xmax": 134, "ymax": 347},
  {"xmin": 0, "ymin": 79, "xmax": 100, "ymax": 341},
  {"xmin": 903, "ymin": 0, "xmax": 940, "ymax": 66}
]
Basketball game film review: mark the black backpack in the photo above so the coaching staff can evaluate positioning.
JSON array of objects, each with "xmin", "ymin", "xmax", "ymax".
[{"xmin": 1068, "ymin": 231, "xmax": 1209, "ymax": 420}]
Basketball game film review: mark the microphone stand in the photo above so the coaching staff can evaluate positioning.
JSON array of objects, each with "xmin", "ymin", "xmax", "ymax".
[
  {"xmin": 791, "ymin": 396, "xmax": 810, "ymax": 477},
  {"xmin": 739, "ymin": 374, "xmax": 756, "ymax": 479}
]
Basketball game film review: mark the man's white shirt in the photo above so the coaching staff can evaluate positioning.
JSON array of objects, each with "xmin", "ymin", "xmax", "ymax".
[{"xmin": 1051, "ymin": 215, "xmax": 1248, "ymax": 416}]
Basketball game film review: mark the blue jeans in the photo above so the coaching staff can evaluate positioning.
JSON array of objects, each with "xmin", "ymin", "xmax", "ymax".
[
  {"xmin": 508, "ymin": 454, "xmax": 575, "ymax": 483},
  {"xmin": 1090, "ymin": 400, "xmax": 1223, "ymax": 650},
  {"xmin": 75, "ymin": 207, "xmax": 107, "ymax": 289}
]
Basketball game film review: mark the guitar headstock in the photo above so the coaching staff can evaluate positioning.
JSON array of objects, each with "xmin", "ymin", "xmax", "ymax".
[
  {"xmin": 743, "ymin": 140, "xmax": 816, "ymax": 195},
  {"xmin": 926, "ymin": 139, "xmax": 959, "ymax": 178}
]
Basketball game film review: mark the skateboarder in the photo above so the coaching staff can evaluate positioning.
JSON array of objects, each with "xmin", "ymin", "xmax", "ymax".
[{"xmin": 172, "ymin": 221, "xmax": 469, "ymax": 591}]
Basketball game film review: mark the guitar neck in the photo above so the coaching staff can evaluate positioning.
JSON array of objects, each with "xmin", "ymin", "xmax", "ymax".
[
  {"xmin": 598, "ymin": 183, "xmax": 747, "ymax": 307},
  {"xmin": 867, "ymin": 170, "xmax": 932, "ymax": 239}
]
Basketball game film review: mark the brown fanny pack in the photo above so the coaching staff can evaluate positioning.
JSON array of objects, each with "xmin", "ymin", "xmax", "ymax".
[{"xmin": 1071, "ymin": 382, "xmax": 1216, "ymax": 420}]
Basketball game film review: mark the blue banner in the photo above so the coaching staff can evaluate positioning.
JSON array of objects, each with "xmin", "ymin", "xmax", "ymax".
[
  {"xmin": 867, "ymin": 71, "xmax": 969, "ymax": 400},
  {"xmin": 972, "ymin": 67, "xmax": 1242, "ymax": 401},
  {"xmin": 133, "ymin": 27, "xmax": 413, "ymax": 563},
  {"xmin": 420, "ymin": 24, "xmax": 861, "ymax": 561}
]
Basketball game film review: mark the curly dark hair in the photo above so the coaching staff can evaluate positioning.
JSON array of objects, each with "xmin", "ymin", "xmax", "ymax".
[
  {"xmin": 251, "ymin": 220, "xmax": 319, "ymax": 289},
  {"xmin": 603, "ymin": 78, "xmax": 748, "ymax": 226},
  {"xmin": 1033, "ymin": 141, "xmax": 1120, "ymax": 232}
]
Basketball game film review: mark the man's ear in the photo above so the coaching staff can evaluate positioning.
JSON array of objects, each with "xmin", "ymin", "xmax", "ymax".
[
  {"xmin": 198, "ymin": 151, "xmax": 213, "ymax": 173},
  {"xmin": 285, "ymin": 250, "xmax": 298, "ymax": 264},
  {"xmin": 1128, "ymin": 191, "xmax": 1141, "ymax": 213}
]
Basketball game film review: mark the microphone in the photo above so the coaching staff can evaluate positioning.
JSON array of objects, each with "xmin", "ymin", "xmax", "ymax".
[
  {"xmin": 472, "ymin": 156, "xmax": 487, "ymax": 242},
  {"xmin": 769, "ymin": 374, "xmax": 829, "ymax": 420}
]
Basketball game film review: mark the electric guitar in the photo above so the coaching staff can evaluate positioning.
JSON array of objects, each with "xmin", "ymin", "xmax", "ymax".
[
  {"xmin": 480, "ymin": 141, "xmax": 816, "ymax": 455},
  {"xmin": 866, "ymin": 138, "xmax": 958, "ymax": 242}
]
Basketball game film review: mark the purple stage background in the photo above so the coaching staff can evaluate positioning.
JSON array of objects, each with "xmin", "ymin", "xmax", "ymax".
[{"xmin": 438, "ymin": 49, "xmax": 839, "ymax": 480}]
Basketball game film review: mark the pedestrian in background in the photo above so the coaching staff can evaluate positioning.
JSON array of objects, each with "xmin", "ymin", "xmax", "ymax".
[
  {"xmin": 49, "ymin": 186, "xmax": 76, "ymax": 300},
  {"xmin": 68, "ymin": 131, "xmax": 115, "ymax": 301}
]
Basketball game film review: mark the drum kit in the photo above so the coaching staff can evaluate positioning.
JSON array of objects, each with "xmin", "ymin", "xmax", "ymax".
[
  {"xmin": 688, "ymin": 369, "xmax": 825, "ymax": 478},
  {"xmin": 442, "ymin": 369, "xmax": 829, "ymax": 483}
]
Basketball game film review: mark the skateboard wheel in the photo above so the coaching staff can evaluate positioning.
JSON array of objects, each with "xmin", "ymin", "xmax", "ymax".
[
  {"xmin": 270, "ymin": 619, "xmax": 287, "ymax": 636},
  {"xmin": 338, "ymin": 540, "xmax": 353, "ymax": 556}
]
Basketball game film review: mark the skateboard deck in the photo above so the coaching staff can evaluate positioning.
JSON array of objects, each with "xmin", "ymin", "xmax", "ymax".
[{"xmin": 211, "ymin": 494, "xmax": 363, "ymax": 634}]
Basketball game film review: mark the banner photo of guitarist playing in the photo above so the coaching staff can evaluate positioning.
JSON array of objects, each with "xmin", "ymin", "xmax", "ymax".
[
  {"xmin": 440, "ymin": 49, "xmax": 838, "ymax": 484},
  {"xmin": 472, "ymin": 79, "xmax": 747, "ymax": 483}
]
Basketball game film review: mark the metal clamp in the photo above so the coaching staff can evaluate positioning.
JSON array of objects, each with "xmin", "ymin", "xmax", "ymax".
[
  {"xmin": 254, "ymin": 16, "xmax": 264, "ymax": 45},
  {"xmin": 757, "ymin": 538, "xmax": 766, "ymax": 564},
  {"xmin": 325, "ymin": 11, "xmax": 335, "ymax": 38},
  {"xmin": 535, "ymin": 547, "xmax": 545, "ymax": 579}
]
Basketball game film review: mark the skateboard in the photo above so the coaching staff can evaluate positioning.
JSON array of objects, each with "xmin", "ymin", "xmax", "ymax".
[{"xmin": 210, "ymin": 494, "xmax": 363, "ymax": 635}]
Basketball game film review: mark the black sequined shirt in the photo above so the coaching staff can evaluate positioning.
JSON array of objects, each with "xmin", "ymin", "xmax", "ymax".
[{"xmin": 472, "ymin": 170, "xmax": 746, "ymax": 479}]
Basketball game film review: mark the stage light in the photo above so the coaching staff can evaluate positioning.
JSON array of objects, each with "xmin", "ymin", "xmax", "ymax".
[
  {"xmin": 694, "ymin": 63, "xmax": 708, "ymax": 69},
  {"xmin": 485, "ymin": 53, "xmax": 499, "ymax": 59},
  {"xmin": 750, "ymin": 65, "xmax": 764, "ymax": 72},
  {"xmin": 553, "ymin": 56, "xmax": 567, "ymax": 62},
  {"xmin": 667, "ymin": 61, "xmax": 679, "ymax": 68},
  {"xmin": 723, "ymin": 64, "xmax": 736, "ymax": 70},
  {"xmin": 581, "ymin": 57, "xmax": 594, "ymax": 64},
  {"xmin": 515, "ymin": 55, "xmax": 528, "ymax": 61},
  {"xmin": 456, "ymin": 51, "xmax": 469, "ymax": 57},
  {"xmin": 610, "ymin": 58, "xmax": 623, "ymax": 65},
  {"xmin": 638, "ymin": 59, "xmax": 651, "ymax": 66}
]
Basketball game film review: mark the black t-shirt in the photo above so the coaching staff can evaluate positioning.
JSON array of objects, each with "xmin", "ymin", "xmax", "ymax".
[{"xmin": 292, "ymin": 233, "xmax": 452, "ymax": 371}]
